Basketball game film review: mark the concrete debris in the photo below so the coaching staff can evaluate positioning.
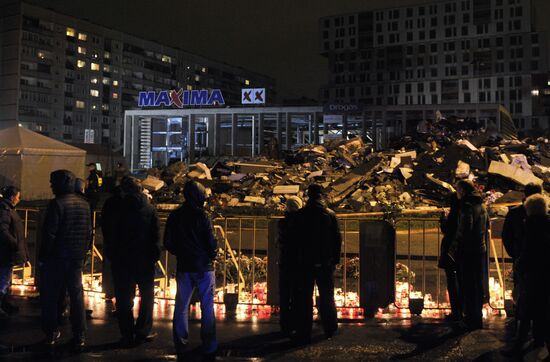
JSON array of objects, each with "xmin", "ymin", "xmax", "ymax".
[
  {"xmin": 455, "ymin": 161, "xmax": 470, "ymax": 179},
  {"xmin": 244, "ymin": 196, "xmax": 266, "ymax": 205},
  {"xmin": 141, "ymin": 176, "xmax": 165, "ymax": 192},
  {"xmin": 144, "ymin": 132, "xmax": 550, "ymax": 216},
  {"xmin": 273, "ymin": 185, "xmax": 300, "ymax": 194},
  {"xmin": 488, "ymin": 161, "xmax": 543, "ymax": 186}
]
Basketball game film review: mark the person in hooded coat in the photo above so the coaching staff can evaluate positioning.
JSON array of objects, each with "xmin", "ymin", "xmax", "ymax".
[
  {"xmin": 164, "ymin": 180, "xmax": 217, "ymax": 358},
  {"xmin": 39, "ymin": 170, "xmax": 91, "ymax": 351},
  {"xmin": 450, "ymin": 179, "xmax": 488, "ymax": 331},
  {"xmin": 294, "ymin": 184, "xmax": 341, "ymax": 341},
  {"xmin": 108, "ymin": 176, "xmax": 160, "ymax": 346},
  {"xmin": 519, "ymin": 194, "xmax": 550, "ymax": 349},
  {"xmin": 0, "ymin": 186, "xmax": 28, "ymax": 317},
  {"xmin": 278, "ymin": 195, "xmax": 303, "ymax": 336}
]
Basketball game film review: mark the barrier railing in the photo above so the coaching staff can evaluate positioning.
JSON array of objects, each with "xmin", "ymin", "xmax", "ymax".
[{"xmin": 11, "ymin": 207, "xmax": 513, "ymax": 314}]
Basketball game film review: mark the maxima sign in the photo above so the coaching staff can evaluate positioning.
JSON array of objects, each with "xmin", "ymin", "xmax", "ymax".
[{"xmin": 138, "ymin": 89, "xmax": 225, "ymax": 108}]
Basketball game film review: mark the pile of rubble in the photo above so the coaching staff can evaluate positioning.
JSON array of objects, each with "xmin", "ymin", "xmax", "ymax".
[{"xmin": 140, "ymin": 133, "xmax": 550, "ymax": 216}]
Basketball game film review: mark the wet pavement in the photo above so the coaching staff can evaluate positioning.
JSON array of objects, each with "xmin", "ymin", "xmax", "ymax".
[{"xmin": 0, "ymin": 293, "xmax": 542, "ymax": 361}]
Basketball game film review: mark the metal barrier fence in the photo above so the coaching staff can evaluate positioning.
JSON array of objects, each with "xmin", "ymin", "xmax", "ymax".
[{"xmin": 11, "ymin": 208, "xmax": 513, "ymax": 312}]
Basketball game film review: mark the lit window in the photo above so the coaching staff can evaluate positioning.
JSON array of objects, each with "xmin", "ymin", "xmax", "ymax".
[
  {"xmin": 76, "ymin": 100, "xmax": 85, "ymax": 108},
  {"xmin": 113, "ymin": 80, "xmax": 119, "ymax": 87},
  {"xmin": 547, "ymin": 81, "xmax": 550, "ymax": 86},
  {"xmin": 37, "ymin": 51, "xmax": 46, "ymax": 59},
  {"xmin": 161, "ymin": 55, "xmax": 172, "ymax": 63},
  {"xmin": 90, "ymin": 89, "xmax": 99, "ymax": 97},
  {"xmin": 103, "ymin": 65, "xmax": 111, "ymax": 72},
  {"xmin": 90, "ymin": 63, "xmax": 100, "ymax": 71},
  {"xmin": 104, "ymin": 51, "xmax": 110, "ymax": 59},
  {"xmin": 102, "ymin": 78, "xmax": 110, "ymax": 85},
  {"xmin": 201, "ymin": 67, "xmax": 207, "ymax": 73},
  {"xmin": 90, "ymin": 78, "xmax": 98, "ymax": 84},
  {"xmin": 77, "ymin": 47, "xmax": 86, "ymax": 55},
  {"xmin": 112, "ymin": 93, "xmax": 118, "ymax": 99},
  {"xmin": 78, "ymin": 33, "xmax": 87, "ymax": 41},
  {"xmin": 92, "ymin": 104, "xmax": 98, "ymax": 110},
  {"xmin": 194, "ymin": 75, "xmax": 200, "ymax": 82},
  {"xmin": 245, "ymin": 79, "xmax": 250, "ymax": 85},
  {"xmin": 101, "ymin": 104, "xmax": 109, "ymax": 110},
  {"xmin": 77, "ymin": 60, "xmax": 86, "ymax": 68},
  {"xmin": 531, "ymin": 89, "xmax": 540, "ymax": 96},
  {"xmin": 66, "ymin": 28, "xmax": 76, "ymax": 37},
  {"xmin": 186, "ymin": 85, "xmax": 193, "ymax": 91}
]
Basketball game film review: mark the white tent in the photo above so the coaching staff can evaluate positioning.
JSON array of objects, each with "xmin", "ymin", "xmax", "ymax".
[{"xmin": 0, "ymin": 127, "xmax": 86, "ymax": 200}]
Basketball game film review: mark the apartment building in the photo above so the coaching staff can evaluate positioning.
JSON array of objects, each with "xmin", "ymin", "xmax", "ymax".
[
  {"xmin": 320, "ymin": 0, "xmax": 550, "ymax": 131},
  {"xmin": 0, "ymin": 1, "xmax": 276, "ymax": 146}
]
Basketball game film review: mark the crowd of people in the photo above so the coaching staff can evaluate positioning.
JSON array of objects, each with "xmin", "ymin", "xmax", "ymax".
[
  {"xmin": 438, "ymin": 179, "xmax": 550, "ymax": 357},
  {"xmin": 0, "ymin": 169, "xmax": 218, "ymax": 360},
  {"xmin": 0, "ymin": 166, "xmax": 547, "ymax": 359},
  {"xmin": 501, "ymin": 183, "xmax": 550, "ymax": 357},
  {"xmin": 0, "ymin": 166, "xmax": 344, "ymax": 359}
]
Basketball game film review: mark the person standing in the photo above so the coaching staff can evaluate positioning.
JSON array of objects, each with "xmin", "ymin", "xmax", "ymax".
[
  {"xmin": 0, "ymin": 186, "xmax": 28, "ymax": 317},
  {"xmin": 164, "ymin": 180, "xmax": 217, "ymax": 359},
  {"xmin": 100, "ymin": 185, "xmax": 123, "ymax": 303},
  {"xmin": 501, "ymin": 183, "xmax": 542, "ymax": 350},
  {"xmin": 108, "ymin": 176, "xmax": 160, "ymax": 347},
  {"xmin": 85, "ymin": 163, "xmax": 102, "ymax": 211},
  {"xmin": 294, "ymin": 184, "xmax": 341, "ymax": 342},
  {"xmin": 450, "ymin": 180, "xmax": 488, "ymax": 331},
  {"xmin": 519, "ymin": 194, "xmax": 550, "ymax": 353},
  {"xmin": 278, "ymin": 196, "xmax": 303, "ymax": 336},
  {"xmin": 438, "ymin": 192, "xmax": 462, "ymax": 321},
  {"xmin": 39, "ymin": 170, "xmax": 91, "ymax": 352}
]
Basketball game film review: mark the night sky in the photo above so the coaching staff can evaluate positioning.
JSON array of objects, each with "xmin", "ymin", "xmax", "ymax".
[{"xmin": 27, "ymin": 0, "xmax": 550, "ymax": 101}]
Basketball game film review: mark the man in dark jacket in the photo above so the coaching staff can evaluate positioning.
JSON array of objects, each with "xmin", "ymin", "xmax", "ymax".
[
  {"xmin": 164, "ymin": 180, "xmax": 217, "ymax": 358},
  {"xmin": 294, "ymin": 184, "xmax": 341, "ymax": 341},
  {"xmin": 438, "ymin": 192, "xmax": 461, "ymax": 321},
  {"xmin": 108, "ymin": 176, "xmax": 160, "ymax": 346},
  {"xmin": 0, "ymin": 186, "xmax": 28, "ymax": 317},
  {"xmin": 451, "ymin": 179, "xmax": 488, "ymax": 331},
  {"xmin": 40, "ymin": 170, "xmax": 91, "ymax": 351},
  {"xmin": 501, "ymin": 183, "xmax": 542, "ymax": 349},
  {"xmin": 278, "ymin": 195, "xmax": 303, "ymax": 336}
]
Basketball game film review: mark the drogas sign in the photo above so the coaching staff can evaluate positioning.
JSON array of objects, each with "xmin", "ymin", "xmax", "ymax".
[{"xmin": 138, "ymin": 89, "xmax": 225, "ymax": 108}]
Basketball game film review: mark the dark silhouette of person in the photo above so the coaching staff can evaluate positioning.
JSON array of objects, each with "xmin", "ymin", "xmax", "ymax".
[
  {"xmin": 438, "ymin": 192, "xmax": 462, "ymax": 321},
  {"xmin": 0, "ymin": 186, "xmax": 28, "ymax": 317},
  {"xmin": 85, "ymin": 163, "xmax": 102, "ymax": 210},
  {"xmin": 501, "ymin": 183, "xmax": 542, "ymax": 352},
  {"xmin": 449, "ymin": 180, "xmax": 488, "ymax": 331},
  {"xmin": 39, "ymin": 170, "xmax": 91, "ymax": 352},
  {"xmin": 278, "ymin": 195, "xmax": 303, "ymax": 336},
  {"xmin": 164, "ymin": 180, "xmax": 217, "ymax": 359},
  {"xmin": 107, "ymin": 176, "xmax": 160, "ymax": 347},
  {"xmin": 294, "ymin": 183, "xmax": 341, "ymax": 342},
  {"xmin": 518, "ymin": 194, "xmax": 550, "ymax": 354}
]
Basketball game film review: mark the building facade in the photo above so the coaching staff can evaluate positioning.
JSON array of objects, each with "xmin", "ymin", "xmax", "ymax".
[
  {"xmin": 320, "ymin": 0, "xmax": 550, "ymax": 132},
  {"xmin": 0, "ymin": 1, "xmax": 276, "ymax": 146}
]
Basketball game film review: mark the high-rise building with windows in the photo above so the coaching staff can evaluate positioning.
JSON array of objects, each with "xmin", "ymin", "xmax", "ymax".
[
  {"xmin": 0, "ymin": 1, "xmax": 275, "ymax": 145},
  {"xmin": 320, "ymin": 0, "xmax": 550, "ymax": 132}
]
